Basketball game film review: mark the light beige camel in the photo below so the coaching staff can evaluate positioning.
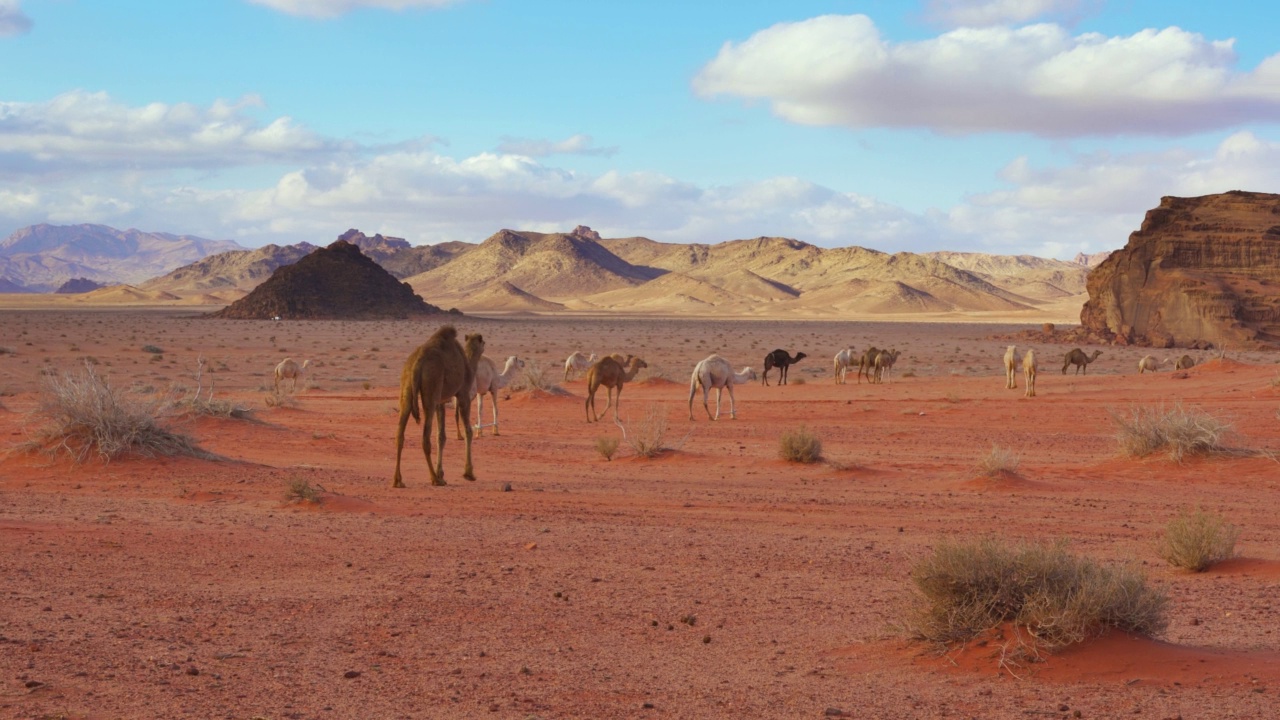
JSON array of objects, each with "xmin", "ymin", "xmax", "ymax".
[
  {"xmin": 1138, "ymin": 355, "xmax": 1158, "ymax": 374},
  {"xmin": 274, "ymin": 358, "xmax": 311, "ymax": 393},
  {"xmin": 833, "ymin": 348, "xmax": 856, "ymax": 384},
  {"xmin": 856, "ymin": 346, "xmax": 881, "ymax": 384},
  {"xmin": 585, "ymin": 356, "xmax": 647, "ymax": 423},
  {"xmin": 873, "ymin": 348, "xmax": 901, "ymax": 384},
  {"xmin": 1023, "ymin": 348, "xmax": 1037, "ymax": 398},
  {"xmin": 1062, "ymin": 348, "xmax": 1102, "ymax": 375},
  {"xmin": 563, "ymin": 351, "xmax": 597, "ymax": 381},
  {"xmin": 689, "ymin": 354, "xmax": 757, "ymax": 420},
  {"xmin": 1164, "ymin": 354, "xmax": 1196, "ymax": 370},
  {"xmin": 1003, "ymin": 345, "xmax": 1017, "ymax": 390},
  {"xmin": 463, "ymin": 355, "xmax": 525, "ymax": 437},
  {"xmin": 392, "ymin": 326, "xmax": 485, "ymax": 488}
]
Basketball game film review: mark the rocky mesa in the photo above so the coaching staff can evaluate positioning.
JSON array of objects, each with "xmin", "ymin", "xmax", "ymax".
[{"xmin": 1080, "ymin": 190, "xmax": 1280, "ymax": 349}]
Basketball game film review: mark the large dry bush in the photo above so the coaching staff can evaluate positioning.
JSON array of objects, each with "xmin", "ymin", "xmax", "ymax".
[
  {"xmin": 1158, "ymin": 508, "xmax": 1240, "ymax": 572},
  {"xmin": 909, "ymin": 538, "xmax": 1168, "ymax": 651},
  {"xmin": 1111, "ymin": 404, "xmax": 1234, "ymax": 462},
  {"xmin": 619, "ymin": 404, "xmax": 682, "ymax": 458},
  {"xmin": 779, "ymin": 426, "xmax": 822, "ymax": 463},
  {"xmin": 975, "ymin": 444, "xmax": 1020, "ymax": 477},
  {"xmin": 515, "ymin": 359, "xmax": 563, "ymax": 394},
  {"xmin": 27, "ymin": 364, "xmax": 204, "ymax": 462}
]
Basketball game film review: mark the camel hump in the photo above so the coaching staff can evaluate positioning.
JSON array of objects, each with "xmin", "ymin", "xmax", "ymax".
[{"xmin": 431, "ymin": 325, "xmax": 458, "ymax": 343}]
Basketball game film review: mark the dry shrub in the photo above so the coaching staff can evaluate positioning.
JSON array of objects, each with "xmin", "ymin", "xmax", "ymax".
[
  {"xmin": 26, "ymin": 364, "xmax": 203, "ymax": 462},
  {"xmin": 594, "ymin": 436, "xmax": 620, "ymax": 461},
  {"xmin": 285, "ymin": 477, "xmax": 323, "ymax": 504},
  {"xmin": 779, "ymin": 426, "xmax": 822, "ymax": 463},
  {"xmin": 1158, "ymin": 508, "xmax": 1239, "ymax": 572},
  {"xmin": 1111, "ymin": 404, "xmax": 1234, "ymax": 461},
  {"xmin": 909, "ymin": 538, "xmax": 1168, "ymax": 651},
  {"xmin": 621, "ymin": 404, "xmax": 672, "ymax": 458},
  {"xmin": 516, "ymin": 359, "xmax": 562, "ymax": 393},
  {"xmin": 975, "ymin": 444, "xmax": 1020, "ymax": 477}
]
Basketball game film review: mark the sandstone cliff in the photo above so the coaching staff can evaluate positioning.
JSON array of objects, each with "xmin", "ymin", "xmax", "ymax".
[{"xmin": 1080, "ymin": 191, "xmax": 1280, "ymax": 348}]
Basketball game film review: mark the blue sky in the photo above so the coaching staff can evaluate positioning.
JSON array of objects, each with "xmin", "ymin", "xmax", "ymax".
[{"xmin": 3, "ymin": 0, "xmax": 1280, "ymax": 258}]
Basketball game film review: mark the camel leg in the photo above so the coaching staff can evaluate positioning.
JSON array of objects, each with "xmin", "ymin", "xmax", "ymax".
[
  {"xmin": 586, "ymin": 388, "xmax": 596, "ymax": 423},
  {"xmin": 611, "ymin": 387, "xmax": 621, "ymax": 423},
  {"xmin": 431, "ymin": 403, "xmax": 447, "ymax": 486},
  {"xmin": 490, "ymin": 390, "xmax": 500, "ymax": 436},
  {"xmin": 392, "ymin": 406, "xmax": 411, "ymax": 488},
  {"xmin": 474, "ymin": 392, "xmax": 486, "ymax": 436},
  {"xmin": 460, "ymin": 395, "xmax": 476, "ymax": 481},
  {"xmin": 599, "ymin": 387, "xmax": 614, "ymax": 422},
  {"xmin": 699, "ymin": 384, "xmax": 713, "ymax": 421},
  {"xmin": 714, "ymin": 387, "xmax": 723, "ymax": 420},
  {"xmin": 421, "ymin": 400, "xmax": 443, "ymax": 486},
  {"xmin": 726, "ymin": 384, "xmax": 737, "ymax": 419}
]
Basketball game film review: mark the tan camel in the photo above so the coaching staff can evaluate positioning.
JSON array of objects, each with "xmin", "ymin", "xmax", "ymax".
[
  {"xmin": 689, "ymin": 354, "xmax": 757, "ymax": 420},
  {"xmin": 856, "ymin": 346, "xmax": 881, "ymax": 384},
  {"xmin": 274, "ymin": 358, "xmax": 311, "ymax": 393},
  {"xmin": 585, "ymin": 356, "xmax": 647, "ymax": 423},
  {"xmin": 392, "ymin": 326, "xmax": 484, "ymax": 488},
  {"xmin": 873, "ymin": 348, "xmax": 901, "ymax": 384},
  {"xmin": 833, "ymin": 348, "xmax": 856, "ymax": 384},
  {"xmin": 1023, "ymin": 348, "xmax": 1037, "ymax": 398},
  {"xmin": 464, "ymin": 355, "xmax": 525, "ymax": 437},
  {"xmin": 1062, "ymin": 348, "xmax": 1102, "ymax": 375},
  {"xmin": 1003, "ymin": 345, "xmax": 1017, "ymax": 390},
  {"xmin": 1138, "ymin": 355, "xmax": 1158, "ymax": 374},
  {"xmin": 1164, "ymin": 354, "xmax": 1196, "ymax": 370},
  {"xmin": 563, "ymin": 351, "xmax": 597, "ymax": 381}
]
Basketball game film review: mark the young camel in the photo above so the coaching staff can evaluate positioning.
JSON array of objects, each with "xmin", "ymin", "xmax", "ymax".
[
  {"xmin": 585, "ymin": 356, "xmax": 647, "ymax": 423},
  {"xmin": 1164, "ymin": 354, "xmax": 1196, "ymax": 370},
  {"xmin": 563, "ymin": 351, "xmax": 597, "ymax": 381},
  {"xmin": 1003, "ymin": 345, "xmax": 1017, "ymax": 390},
  {"xmin": 873, "ymin": 348, "xmax": 901, "ymax": 384},
  {"xmin": 274, "ymin": 358, "xmax": 311, "ymax": 394},
  {"xmin": 688, "ymin": 354, "xmax": 758, "ymax": 420},
  {"xmin": 1138, "ymin": 355, "xmax": 1158, "ymax": 374},
  {"xmin": 833, "ymin": 348, "xmax": 856, "ymax": 384},
  {"xmin": 463, "ymin": 355, "xmax": 525, "ymax": 437},
  {"xmin": 1023, "ymin": 348, "xmax": 1037, "ymax": 397},
  {"xmin": 392, "ymin": 326, "xmax": 484, "ymax": 488},
  {"xmin": 856, "ymin": 346, "xmax": 881, "ymax": 384},
  {"xmin": 1062, "ymin": 348, "xmax": 1103, "ymax": 375},
  {"xmin": 762, "ymin": 349, "xmax": 806, "ymax": 386}
]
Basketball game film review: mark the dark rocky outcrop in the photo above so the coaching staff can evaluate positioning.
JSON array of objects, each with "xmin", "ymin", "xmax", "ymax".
[
  {"xmin": 55, "ymin": 277, "xmax": 106, "ymax": 294},
  {"xmin": 1080, "ymin": 191, "xmax": 1280, "ymax": 348},
  {"xmin": 210, "ymin": 240, "xmax": 445, "ymax": 320}
]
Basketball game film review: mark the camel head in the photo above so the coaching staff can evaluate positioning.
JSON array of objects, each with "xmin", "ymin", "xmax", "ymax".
[
  {"xmin": 587, "ymin": 353, "xmax": 598, "ymax": 363},
  {"xmin": 741, "ymin": 367, "xmax": 758, "ymax": 382},
  {"xmin": 302, "ymin": 359, "xmax": 312, "ymax": 370},
  {"xmin": 794, "ymin": 352, "xmax": 808, "ymax": 362},
  {"xmin": 464, "ymin": 333, "xmax": 485, "ymax": 360},
  {"xmin": 504, "ymin": 356, "xmax": 525, "ymax": 372}
]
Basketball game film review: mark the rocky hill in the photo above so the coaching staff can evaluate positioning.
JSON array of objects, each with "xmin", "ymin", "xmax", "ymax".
[
  {"xmin": 1080, "ymin": 191, "xmax": 1280, "ymax": 348},
  {"xmin": 0, "ymin": 223, "xmax": 243, "ymax": 290},
  {"xmin": 211, "ymin": 240, "xmax": 445, "ymax": 320}
]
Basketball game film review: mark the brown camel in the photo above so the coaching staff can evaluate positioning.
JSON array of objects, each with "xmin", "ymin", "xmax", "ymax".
[
  {"xmin": 856, "ymin": 346, "xmax": 880, "ymax": 384},
  {"xmin": 872, "ymin": 348, "xmax": 901, "ymax": 384},
  {"xmin": 762, "ymin": 349, "xmax": 806, "ymax": 386},
  {"xmin": 1061, "ymin": 348, "xmax": 1102, "ymax": 375},
  {"xmin": 1003, "ymin": 345, "xmax": 1017, "ymax": 390},
  {"xmin": 392, "ymin": 325, "xmax": 485, "ymax": 488},
  {"xmin": 585, "ymin": 356, "xmax": 647, "ymax": 423}
]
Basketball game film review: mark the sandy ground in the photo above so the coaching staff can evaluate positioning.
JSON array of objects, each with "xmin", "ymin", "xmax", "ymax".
[{"xmin": 2, "ymin": 309, "xmax": 1280, "ymax": 719}]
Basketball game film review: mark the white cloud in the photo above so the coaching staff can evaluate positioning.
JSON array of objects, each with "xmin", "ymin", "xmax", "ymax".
[
  {"xmin": 0, "ymin": 0, "xmax": 31, "ymax": 37},
  {"xmin": 246, "ymin": 0, "xmax": 464, "ymax": 19},
  {"xmin": 0, "ymin": 91, "xmax": 347, "ymax": 175},
  {"xmin": 496, "ymin": 134, "xmax": 618, "ymax": 158},
  {"xmin": 693, "ymin": 15, "xmax": 1280, "ymax": 137},
  {"xmin": 922, "ymin": 0, "xmax": 1097, "ymax": 28}
]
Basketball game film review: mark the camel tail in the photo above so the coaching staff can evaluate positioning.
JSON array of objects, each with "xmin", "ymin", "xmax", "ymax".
[{"xmin": 401, "ymin": 366, "xmax": 423, "ymax": 425}]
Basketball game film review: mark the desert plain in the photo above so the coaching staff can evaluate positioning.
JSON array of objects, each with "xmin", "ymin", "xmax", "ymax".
[{"xmin": 2, "ymin": 306, "xmax": 1280, "ymax": 719}]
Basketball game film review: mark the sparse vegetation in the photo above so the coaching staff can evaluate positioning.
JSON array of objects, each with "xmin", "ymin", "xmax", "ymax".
[
  {"xmin": 141, "ymin": 344, "xmax": 164, "ymax": 354},
  {"xmin": 1111, "ymin": 404, "xmax": 1234, "ymax": 462},
  {"xmin": 620, "ymin": 404, "xmax": 672, "ymax": 458},
  {"xmin": 516, "ymin": 359, "xmax": 561, "ymax": 393},
  {"xmin": 909, "ymin": 538, "xmax": 1168, "ymax": 652},
  {"xmin": 1157, "ymin": 508, "xmax": 1240, "ymax": 572},
  {"xmin": 779, "ymin": 426, "xmax": 822, "ymax": 463},
  {"xmin": 594, "ymin": 436, "xmax": 620, "ymax": 461},
  {"xmin": 975, "ymin": 444, "xmax": 1020, "ymax": 477},
  {"xmin": 285, "ymin": 477, "xmax": 323, "ymax": 504}
]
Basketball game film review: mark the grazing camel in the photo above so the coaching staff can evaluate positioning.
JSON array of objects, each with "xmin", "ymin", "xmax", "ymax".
[
  {"xmin": 1165, "ymin": 354, "xmax": 1196, "ymax": 370},
  {"xmin": 274, "ymin": 358, "xmax": 311, "ymax": 394},
  {"xmin": 1003, "ymin": 345, "xmax": 1017, "ymax": 390},
  {"xmin": 465, "ymin": 355, "xmax": 525, "ymax": 437},
  {"xmin": 392, "ymin": 326, "xmax": 485, "ymax": 488},
  {"xmin": 1062, "ymin": 348, "xmax": 1103, "ymax": 375},
  {"xmin": 833, "ymin": 348, "xmax": 856, "ymax": 384},
  {"xmin": 688, "ymin": 354, "xmax": 757, "ymax": 420},
  {"xmin": 762, "ymin": 349, "xmax": 806, "ymax": 386},
  {"xmin": 1138, "ymin": 355, "xmax": 1158, "ymax": 374},
  {"xmin": 873, "ymin": 348, "xmax": 901, "ymax": 384},
  {"xmin": 585, "ymin": 356, "xmax": 647, "ymax": 423},
  {"xmin": 563, "ymin": 351, "xmax": 597, "ymax": 381},
  {"xmin": 1023, "ymin": 348, "xmax": 1037, "ymax": 397},
  {"xmin": 855, "ymin": 346, "xmax": 881, "ymax": 384}
]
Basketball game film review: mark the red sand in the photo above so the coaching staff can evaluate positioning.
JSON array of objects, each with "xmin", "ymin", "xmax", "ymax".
[{"xmin": 2, "ymin": 310, "xmax": 1279, "ymax": 718}]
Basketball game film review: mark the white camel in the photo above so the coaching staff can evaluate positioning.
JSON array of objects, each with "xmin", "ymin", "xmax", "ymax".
[
  {"xmin": 463, "ymin": 355, "xmax": 525, "ymax": 437},
  {"xmin": 833, "ymin": 347, "xmax": 856, "ymax": 384},
  {"xmin": 688, "ymin": 354, "xmax": 757, "ymax": 420},
  {"xmin": 1023, "ymin": 348, "xmax": 1037, "ymax": 398},
  {"xmin": 563, "ymin": 351, "xmax": 597, "ymax": 381},
  {"xmin": 1138, "ymin": 355, "xmax": 1158, "ymax": 374},
  {"xmin": 1003, "ymin": 345, "xmax": 1017, "ymax": 390},
  {"xmin": 274, "ymin": 358, "xmax": 310, "ymax": 394}
]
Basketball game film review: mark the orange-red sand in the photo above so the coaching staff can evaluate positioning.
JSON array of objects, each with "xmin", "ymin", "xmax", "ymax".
[{"xmin": 2, "ymin": 310, "xmax": 1279, "ymax": 718}]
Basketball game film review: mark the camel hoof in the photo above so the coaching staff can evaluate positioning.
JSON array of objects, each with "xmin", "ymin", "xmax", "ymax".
[
  {"xmin": 392, "ymin": 479, "xmax": 405, "ymax": 489},
  {"xmin": 464, "ymin": 472, "xmax": 476, "ymax": 482},
  {"xmin": 431, "ymin": 478, "xmax": 447, "ymax": 486}
]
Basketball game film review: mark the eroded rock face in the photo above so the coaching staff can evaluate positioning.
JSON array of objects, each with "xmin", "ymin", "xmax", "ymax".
[{"xmin": 1080, "ymin": 191, "xmax": 1280, "ymax": 348}]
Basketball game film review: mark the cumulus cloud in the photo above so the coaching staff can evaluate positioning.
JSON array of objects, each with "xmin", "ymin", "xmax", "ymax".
[
  {"xmin": 922, "ymin": 0, "xmax": 1098, "ymax": 28},
  {"xmin": 247, "ymin": 0, "xmax": 464, "ymax": 19},
  {"xmin": 0, "ymin": 0, "xmax": 32, "ymax": 36},
  {"xmin": 693, "ymin": 14, "xmax": 1280, "ymax": 137},
  {"xmin": 496, "ymin": 134, "xmax": 618, "ymax": 158},
  {"xmin": 0, "ymin": 91, "xmax": 348, "ymax": 175}
]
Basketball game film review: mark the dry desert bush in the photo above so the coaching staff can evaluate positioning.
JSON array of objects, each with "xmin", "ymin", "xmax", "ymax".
[
  {"xmin": 975, "ymin": 444, "xmax": 1020, "ymax": 477},
  {"xmin": 619, "ymin": 404, "xmax": 680, "ymax": 458},
  {"xmin": 594, "ymin": 436, "xmax": 620, "ymax": 461},
  {"xmin": 1111, "ymin": 404, "xmax": 1234, "ymax": 462},
  {"xmin": 515, "ymin": 359, "xmax": 562, "ymax": 393},
  {"xmin": 285, "ymin": 477, "xmax": 323, "ymax": 504},
  {"xmin": 1157, "ymin": 508, "xmax": 1240, "ymax": 572},
  {"xmin": 779, "ymin": 426, "xmax": 822, "ymax": 463},
  {"xmin": 909, "ymin": 538, "xmax": 1168, "ymax": 652},
  {"xmin": 25, "ymin": 364, "xmax": 204, "ymax": 462}
]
